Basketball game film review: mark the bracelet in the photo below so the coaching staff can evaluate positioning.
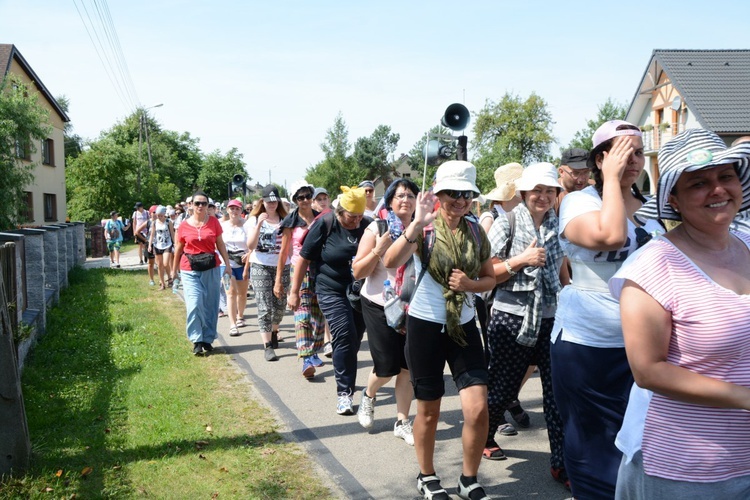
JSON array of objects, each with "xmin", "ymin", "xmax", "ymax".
[
  {"xmin": 504, "ymin": 259, "xmax": 517, "ymax": 276},
  {"xmin": 371, "ymin": 249, "xmax": 382, "ymax": 261},
  {"xmin": 402, "ymin": 232, "xmax": 417, "ymax": 244}
]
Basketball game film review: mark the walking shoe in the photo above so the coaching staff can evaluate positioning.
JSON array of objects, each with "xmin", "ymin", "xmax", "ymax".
[
  {"xmin": 394, "ymin": 419, "xmax": 414, "ymax": 446},
  {"xmin": 457, "ymin": 475, "xmax": 489, "ymax": 500},
  {"xmin": 551, "ymin": 466, "xmax": 571, "ymax": 491},
  {"xmin": 192, "ymin": 343, "xmax": 204, "ymax": 356},
  {"xmin": 302, "ymin": 357, "xmax": 315, "ymax": 379},
  {"xmin": 508, "ymin": 399, "xmax": 531, "ymax": 428},
  {"xmin": 482, "ymin": 439, "xmax": 507, "ymax": 460},
  {"xmin": 264, "ymin": 345, "xmax": 279, "ymax": 362},
  {"xmin": 357, "ymin": 390, "xmax": 375, "ymax": 428},
  {"xmin": 310, "ymin": 353, "xmax": 324, "ymax": 367},
  {"xmin": 498, "ymin": 415, "xmax": 517, "ymax": 436},
  {"xmin": 416, "ymin": 474, "xmax": 449, "ymax": 500},
  {"xmin": 336, "ymin": 392, "xmax": 354, "ymax": 415},
  {"xmin": 323, "ymin": 341, "xmax": 333, "ymax": 358},
  {"xmin": 201, "ymin": 342, "xmax": 214, "ymax": 353},
  {"xmin": 149, "ymin": 280, "xmax": 155, "ymax": 286}
]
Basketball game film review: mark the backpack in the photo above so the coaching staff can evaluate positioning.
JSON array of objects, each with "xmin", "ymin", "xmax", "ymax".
[{"xmin": 106, "ymin": 220, "xmax": 121, "ymax": 241}]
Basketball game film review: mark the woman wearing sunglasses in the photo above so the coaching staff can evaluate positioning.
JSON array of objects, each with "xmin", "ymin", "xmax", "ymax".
[
  {"xmin": 171, "ymin": 191, "xmax": 232, "ymax": 356},
  {"xmin": 274, "ymin": 180, "xmax": 325, "ymax": 378},
  {"xmin": 384, "ymin": 161, "xmax": 495, "ymax": 500}
]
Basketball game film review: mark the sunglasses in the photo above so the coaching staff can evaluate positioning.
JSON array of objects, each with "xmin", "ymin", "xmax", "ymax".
[
  {"xmin": 295, "ymin": 193, "xmax": 313, "ymax": 201},
  {"xmin": 193, "ymin": 201, "xmax": 208, "ymax": 207},
  {"xmin": 443, "ymin": 190, "xmax": 474, "ymax": 200},
  {"xmin": 364, "ymin": 189, "xmax": 374, "ymax": 194}
]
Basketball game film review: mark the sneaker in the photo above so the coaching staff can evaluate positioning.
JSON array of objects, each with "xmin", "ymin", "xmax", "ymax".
[
  {"xmin": 302, "ymin": 357, "xmax": 315, "ymax": 378},
  {"xmin": 310, "ymin": 353, "xmax": 324, "ymax": 367},
  {"xmin": 336, "ymin": 392, "xmax": 354, "ymax": 415},
  {"xmin": 115, "ymin": 263, "xmax": 121, "ymax": 268},
  {"xmin": 323, "ymin": 341, "xmax": 333, "ymax": 358},
  {"xmin": 192, "ymin": 343, "xmax": 204, "ymax": 356},
  {"xmin": 551, "ymin": 466, "xmax": 571, "ymax": 491},
  {"xmin": 357, "ymin": 391, "xmax": 375, "ymax": 428},
  {"xmin": 149, "ymin": 280, "xmax": 155, "ymax": 286},
  {"xmin": 508, "ymin": 399, "xmax": 531, "ymax": 428},
  {"xmin": 416, "ymin": 474, "xmax": 449, "ymax": 500},
  {"xmin": 264, "ymin": 345, "xmax": 279, "ymax": 362},
  {"xmin": 394, "ymin": 419, "xmax": 414, "ymax": 446},
  {"xmin": 457, "ymin": 476, "xmax": 489, "ymax": 500},
  {"xmin": 201, "ymin": 342, "xmax": 214, "ymax": 353}
]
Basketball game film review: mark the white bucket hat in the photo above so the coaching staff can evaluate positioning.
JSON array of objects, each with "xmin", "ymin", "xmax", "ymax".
[
  {"xmin": 485, "ymin": 162, "xmax": 524, "ymax": 201},
  {"xmin": 515, "ymin": 162, "xmax": 563, "ymax": 192},
  {"xmin": 289, "ymin": 179, "xmax": 314, "ymax": 201},
  {"xmin": 433, "ymin": 160, "xmax": 480, "ymax": 195}
]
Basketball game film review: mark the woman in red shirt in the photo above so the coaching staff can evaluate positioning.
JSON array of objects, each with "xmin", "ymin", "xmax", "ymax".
[{"xmin": 171, "ymin": 191, "xmax": 232, "ymax": 356}]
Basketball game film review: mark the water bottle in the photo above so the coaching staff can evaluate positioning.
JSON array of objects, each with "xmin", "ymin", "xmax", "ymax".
[
  {"xmin": 172, "ymin": 277, "xmax": 181, "ymax": 294},
  {"xmin": 222, "ymin": 273, "xmax": 231, "ymax": 291},
  {"xmin": 383, "ymin": 279, "xmax": 396, "ymax": 302}
]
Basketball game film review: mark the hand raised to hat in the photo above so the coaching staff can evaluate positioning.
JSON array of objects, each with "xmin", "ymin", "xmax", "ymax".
[{"xmin": 601, "ymin": 136, "xmax": 635, "ymax": 183}]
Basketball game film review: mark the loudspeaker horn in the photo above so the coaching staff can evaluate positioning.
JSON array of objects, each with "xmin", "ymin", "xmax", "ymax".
[
  {"xmin": 423, "ymin": 139, "xmax": 455, "ymax": 165},
  {"xmin": 441, "ymin": 103, "xmax": 470, "ymax": 132}
]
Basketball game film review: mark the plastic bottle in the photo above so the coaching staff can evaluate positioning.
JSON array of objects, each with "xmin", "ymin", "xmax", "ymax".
[
  {"xmin": 222, "ymin": 273, "xmax": 231, "ymax": 291},
  {"xmin": 172, "ymin": 276, "xmax": 181, "ymax": 294},
  {"xmin": 383, "ymin": 279, "xmax": 396, "ymax": 302}
]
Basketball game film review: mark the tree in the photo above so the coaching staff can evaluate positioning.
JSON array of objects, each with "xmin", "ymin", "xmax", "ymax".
[
  {"xmin": 406, "ymin": 124, "xmax": 454, "ymax": 190},
  {"xmin": 567, "ymin": 98, "xmax": 627, "ymax": 151},
  {"xmin": 0, "ymin": 75, "xmax": 51, "ymax": 230},
  {"xmin": 353, "ymin": 125, "xmax": 400, "ymax": 186},
  {"xmin": 196, "ymin": 148, "xmax": 248, "ymax": 202},
  {"xmin": 55, "ymin": 95, "xmax": 83, "ymax": 160},
  {"xmin": 472, "ymin": 92, "xmax": 555, "ymax": 193},
  {"xmin": 306, "ymin": 113, "xmax": 365, "ymax": 194}
]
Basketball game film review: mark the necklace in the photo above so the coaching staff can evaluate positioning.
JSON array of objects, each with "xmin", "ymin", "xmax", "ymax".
[{"xmin": 195, "ymin": 214, "xmax": 207, "ymax": 241}]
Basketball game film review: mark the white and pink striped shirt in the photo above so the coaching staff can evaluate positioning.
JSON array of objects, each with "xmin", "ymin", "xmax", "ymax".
[{"xmin": 610, "ymin": 233, "xmax": 750, "ymax": 482}]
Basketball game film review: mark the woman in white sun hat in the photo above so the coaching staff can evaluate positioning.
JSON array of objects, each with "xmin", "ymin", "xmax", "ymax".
[
  {"xmin": 610, "ymin": 128, "xmax": 750, "ymax": 497},
  {"xmin": 483, "ymin": 163, "xmax": 569, "ymax": 487},
  {"xmin": 384, "ymin": 160, "xmax": 495, "ymax": 500}
]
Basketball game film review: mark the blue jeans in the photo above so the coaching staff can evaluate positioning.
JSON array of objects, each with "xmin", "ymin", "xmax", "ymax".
[
  {"xmin": 318, "ymin": 292, "xmax": 366, "ymax": 395},
  {"xmin": 219, "ymin": 265, "xmax": 228, "ymax": 314},
  {"xmin": 182, "ymin": 267, "xmax": 221, "ymax": 345}
]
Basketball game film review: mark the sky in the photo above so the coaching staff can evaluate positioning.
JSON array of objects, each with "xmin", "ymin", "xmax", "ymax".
[{"xmin": 3, "ymin": 0, "xmax": 750, "ymax": 190}]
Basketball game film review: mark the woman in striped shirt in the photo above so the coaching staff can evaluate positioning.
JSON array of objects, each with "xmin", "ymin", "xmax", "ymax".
[{"xmin": 610, "ymin": 129, "xmax": 750, "ymax": 497}]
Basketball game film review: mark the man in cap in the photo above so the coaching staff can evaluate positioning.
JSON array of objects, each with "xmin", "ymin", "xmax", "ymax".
[
  {"xmin": 358, "ymin": 180, "xmax": 377, "ymax": 218},
  {"xmin": 556, "ymin": 148, "xmax": 591, "ymax": 212}
]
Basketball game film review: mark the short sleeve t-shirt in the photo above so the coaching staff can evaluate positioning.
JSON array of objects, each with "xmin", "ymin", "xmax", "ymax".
[
  {"xmin": 178, "ymin": 216, "xmax": 222, "ymax": 271},
  {"xmin": 105, "ymin": 219, "xmax": 125, "ymax": 243},
  {"xmin": 245, "ymin": 216, "xmax": 288, "ymax": 267},
  {"xmin": 220, "ymin": 220, "xmax": 249, "ymax": 269},
  {"xmin": 300, "ymin": 213, "xmax": 368, "ymax": 295}
]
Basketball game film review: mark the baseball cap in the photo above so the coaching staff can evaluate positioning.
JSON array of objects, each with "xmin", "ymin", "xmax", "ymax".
[
  {"xmin": 148, "ymin": 205, "xmax": 158, "ymax": 213},
  {"xmin": 560, "ymin": 148, "xmax": 590, "ymax": 170},
  {"xmin": 227, "ymin": 199, "xmax": 243, "ymax": 208},
  {"xmin": 313, "ymin": 187, "xmax": 328, "ymax": 199},
  {"xmin": 134, "ymin": 201, "xmax": 143, "ymax": 209},
  {"xmin": 262, "ymin": 184, "xmax": 280, "ymax": 202}
]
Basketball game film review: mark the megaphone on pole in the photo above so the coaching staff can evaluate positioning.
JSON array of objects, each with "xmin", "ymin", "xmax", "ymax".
[
  {"xmin": 423, "ymin": 139, "xmax": 456, "ymax": 165},
  {"xmin": 440, "ymin": 103, "xmax": 470, "ymax": 132}
]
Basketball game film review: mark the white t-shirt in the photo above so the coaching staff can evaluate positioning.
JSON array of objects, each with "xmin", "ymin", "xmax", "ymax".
[
  {"xmin": 408, "ymin": 254, "xmax": 474, "ymax": 325},
  {"xmin": 245, "ymin": 216, "xmax": 290, "ymax": 267},
  {"xmin": 360, "ymin": 220, "xmax": 392, "ymax": 307},
  {"xmin": 220, "ymin": 220, "xmax": 249, "ymax": 269},
  {"xmin": 552, "ymin": 186, "xmax": 664, "ymax": 347}
]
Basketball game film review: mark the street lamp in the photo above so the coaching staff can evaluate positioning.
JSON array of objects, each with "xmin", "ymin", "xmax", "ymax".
[{"xmin": 137, "ymin": 103, "xmax": 164, "ymax": 195}]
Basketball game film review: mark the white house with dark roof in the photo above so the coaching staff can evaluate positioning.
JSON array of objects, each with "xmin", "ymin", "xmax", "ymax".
[
  {"xmin": 1, "ymin": 43, "xmax": 70, "ymax": 226},
  {"xmin": 625, "ymin": 49, "xmax": 750, "ymax": 192}
]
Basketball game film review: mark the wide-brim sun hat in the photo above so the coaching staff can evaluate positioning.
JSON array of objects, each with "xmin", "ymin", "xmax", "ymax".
[
  {"xmin": 636, "ymin": 128, "xmax": 750, "ymax": 222},
  {"xmin": 485, "ymin": 162, "xmax": 524, "ymax": 201},
  {"xmin": 515, "ymin": 162, "xmax": 563, "ymax": 192},
  {"xmin": 433, "ymin": 160, "xmax": 480, "ymax": 195},
  {"xmin": 289, "ymin": 179, "xmax": 315, "ymax": 201}
]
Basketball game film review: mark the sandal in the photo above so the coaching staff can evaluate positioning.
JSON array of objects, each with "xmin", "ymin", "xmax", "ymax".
[
  {"xmin": 229, "ymin": 326, "xmax": 240, "ymax": 337},
  {"xmin": 508, "ymin": 399, "xmax": 531, "ymax": 428},
  {"xmin": 457, "ymin": 479, "xmax": 490, "ymax": 500},
  {"xmin": 158, "ymin": 283, "xmax": 166, "ymax": 291},
  {"xmin": 236, "ymin": 318, "xmax": 246, "ymax": 327},
  {"xmin": 417, "ymin": 474, "xmax": 449, "ymax": 500},
  {"xmin": 482, "ymin": 441, "xmax": 507, "ymax": 461}
]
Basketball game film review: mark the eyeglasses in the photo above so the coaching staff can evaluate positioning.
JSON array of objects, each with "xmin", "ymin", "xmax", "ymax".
[
  {"xmin": 295, "ymin": 194, "xmax": 312, "ymax": 201},
  {"xmin": 193, "ymin": 201, "xmax": 208, "ymax": 207},
  {"xmin": 393, "ymin": 193, "xmax": 416, "ymax": 201},
  {"xmin": 443, "ymin": 190, "xmax": 474, "ymax": 200},
  {"xmin": 562, "ymin": 168, "xmax": 591, "ymax": 180}
]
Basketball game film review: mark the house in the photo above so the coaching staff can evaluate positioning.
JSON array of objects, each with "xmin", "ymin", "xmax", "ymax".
[
  {"xmin": 1, "ymin": 43, "xmax": 70, "ymax": 226},
  {"xmin": 626, "ymin": 49, "xmax": 750, "ymax": 192},
  {"xmin": 372, "ymin": 154, "xmax": 414, "ymax": 198}
]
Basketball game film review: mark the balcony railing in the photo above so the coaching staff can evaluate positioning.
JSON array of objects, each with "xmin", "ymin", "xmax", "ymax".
[{"xmin": 642, "ymin": 123, "xmax": 688, "ymax": 152}]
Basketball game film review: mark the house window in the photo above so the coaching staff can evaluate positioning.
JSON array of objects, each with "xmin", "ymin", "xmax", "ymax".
[
  {"xmin": 402, "ymin": 173, "xmax": 411, "ymax": 178},
  {"xmin": 21, "ymin": 192, "xmax": 33, "ymax": 223},
  {"xmin": 15, "ymin": 139, "xmax": 30, "ymax": 160},
  {"xmin": 42, "ymin": 138, "xmax": 54, "ymax": 166},
  {"xmin": 43, "ymin": 193, "xmax": 57, "ymax": 222}
]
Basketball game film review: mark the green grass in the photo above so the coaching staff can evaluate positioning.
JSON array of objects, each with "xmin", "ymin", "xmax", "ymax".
[{"xmin": 1, "ymin": 268, "xmax": 331, "ymax": 499}]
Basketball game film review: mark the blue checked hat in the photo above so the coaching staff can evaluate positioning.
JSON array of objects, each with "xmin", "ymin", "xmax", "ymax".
[{"xmin": 636, "ymin": 129, "xmax": 750, "ymax": 221}]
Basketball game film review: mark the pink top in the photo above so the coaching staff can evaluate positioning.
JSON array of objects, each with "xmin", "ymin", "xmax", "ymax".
[
  {"xmin": 290, "ymin": 226, "xmax": 308, "ymax": 267},
  {"xmin": 617, "ymin": 234, "xmax": 750, "ymax": 482},
  {"xmin": 177, "ymin": 216, "xmax": 223, "ymax": 271}
]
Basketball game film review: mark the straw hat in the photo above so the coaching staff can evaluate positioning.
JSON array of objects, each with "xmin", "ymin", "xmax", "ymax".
[{"xmin": 484, "ymin": 162, "xmax": 524, "ymax": 201}]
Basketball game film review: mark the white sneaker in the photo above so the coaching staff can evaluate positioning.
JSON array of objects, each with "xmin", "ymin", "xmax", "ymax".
[
  {"xmin": 394, "ymin": 419, "xmax": 414, "ymax": 446},
  {"xmin": 336, "ymin": 392, "xmax": 354, "ymax": 415},
  {"xmin": 357, "ymin": 391, "xmax": 375, "ymax": 428}
]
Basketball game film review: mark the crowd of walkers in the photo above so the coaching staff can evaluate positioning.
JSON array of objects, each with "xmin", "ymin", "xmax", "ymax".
[{"xmin": 105, "ymin": 124, "xmax": 750, "ymax": 500}]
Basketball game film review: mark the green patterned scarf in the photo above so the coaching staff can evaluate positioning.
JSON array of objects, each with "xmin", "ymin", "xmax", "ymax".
[{"xmin": 422, "ymin": 214, "xmax": 483, "ymax": 346}]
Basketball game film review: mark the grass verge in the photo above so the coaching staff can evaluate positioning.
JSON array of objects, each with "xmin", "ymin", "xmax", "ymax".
[{"xmin": 1, "ymin": 268, "xmax": 331, "ymax": 499}]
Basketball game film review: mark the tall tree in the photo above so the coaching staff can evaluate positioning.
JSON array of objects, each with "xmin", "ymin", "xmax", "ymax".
[
  {"xmin": 196, "ymin": 148, "xmax": 248, "ymax": 202},
  {"xmin": 55, "ymin": 95, "xmax": 83, "ymax": 160},
  {"xmin": 0, "ymin": 75, "xmax": 51, "ymax": 230},
  {"xmin": 567, "ymin": 98, "xmax": 627, "ymax": 151},
  {"xmin": 353, "ymin": 125, "xmax": 400, "ymax": 186},
  {"xmin": 472, "ymin": 92, "xmax": 555, "ymax": 193},
  {"xmin": 306, "ymin": 113, "xmax": 364, "ymax": 194}
]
